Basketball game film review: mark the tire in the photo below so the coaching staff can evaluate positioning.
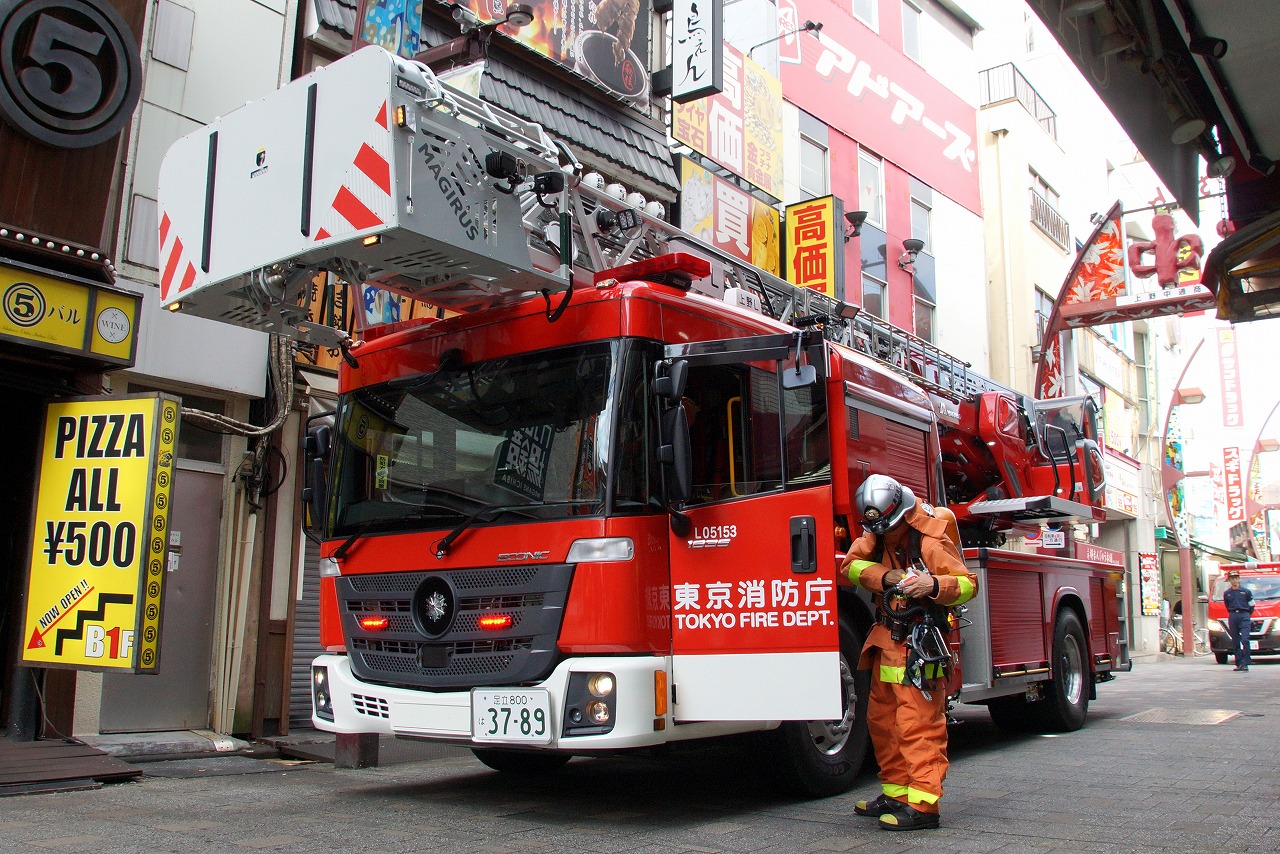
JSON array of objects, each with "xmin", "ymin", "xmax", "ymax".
[
  {"xmin": 1037, "ymin": 610, "xmax": 1089, "ymax": 732},
  {"xmin": 471, "ymin": 748, "xmax": 572, "ymax": 774},
  {"xmin": 986, "ymin": 693, "xmax": 1035, "ymax": 733},
  {"xmin": 1161, "ymin": 630, "xmax": 1178, "ymax": 656},
  {"xmin": 1215, "ymin": 652, "xmax": 1229, "ymax": 665},
  {"xmin": 761, "ymin": 615, "xmax": 870, "ymax": 798}
]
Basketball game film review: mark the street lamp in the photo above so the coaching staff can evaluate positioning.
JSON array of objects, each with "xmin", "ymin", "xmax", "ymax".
[
  {"xmin": 1161, "ymin": 337, "xmax": 1205, "ymax": 656},
  {"xmin": 748, "ymin": 20, "xmax": 823, "ymax": 58}
]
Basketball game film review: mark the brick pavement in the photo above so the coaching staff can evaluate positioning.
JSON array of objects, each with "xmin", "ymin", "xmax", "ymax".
[{"xmin": 0, "ymin": 654, "xmax": 1276, "ymax": 853}]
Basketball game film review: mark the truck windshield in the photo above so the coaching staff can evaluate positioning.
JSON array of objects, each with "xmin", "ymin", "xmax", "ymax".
[
  {"xmin": 1212, "ymin": 576, "xmax": 1280, "ymax": 602},
  {"xmin": 327, "ymin": 341, "xmax": 648, "ymax": 537}
]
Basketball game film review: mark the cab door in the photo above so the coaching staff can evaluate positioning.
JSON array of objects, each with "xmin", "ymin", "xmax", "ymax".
[{"xmin": 666, "ymin": 353, "xmax": 841, "ymax": 721}]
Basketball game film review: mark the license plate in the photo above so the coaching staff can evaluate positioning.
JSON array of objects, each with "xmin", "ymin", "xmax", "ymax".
[
  {"xmin": 471, "ymin": 689, "xmax": 552, "ymax": 744},
  {"xmin": 1250, "ymin": 641, "xmax": 1260, "ymax": 651}
]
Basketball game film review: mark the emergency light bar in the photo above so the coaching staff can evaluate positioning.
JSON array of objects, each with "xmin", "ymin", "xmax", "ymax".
[{"xmin": 156, "ymin": 46, "xmax": 570, "ymax": 343}]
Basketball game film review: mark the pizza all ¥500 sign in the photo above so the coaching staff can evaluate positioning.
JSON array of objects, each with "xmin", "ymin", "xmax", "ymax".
[{"xmin": 22, "ymin": 394, "xmax": 180, "ymax": 673}]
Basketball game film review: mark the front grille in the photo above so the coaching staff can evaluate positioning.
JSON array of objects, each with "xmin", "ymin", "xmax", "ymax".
[
  {"xmin": 336, "ymin": 564, "xmax": 572, "ymax": 690},
  {"xmin": 352, "ymin": 694, "xmax": 390, "ymax": 718}
]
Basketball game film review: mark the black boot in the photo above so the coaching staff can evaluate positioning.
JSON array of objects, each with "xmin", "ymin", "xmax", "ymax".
[
  {"xmin": 879, "ymin": 803, "xmax": 940, "ymax": 831},
  {"xmin": 854, "ymin": 794, "xmax": 899, "ymax": 817}
]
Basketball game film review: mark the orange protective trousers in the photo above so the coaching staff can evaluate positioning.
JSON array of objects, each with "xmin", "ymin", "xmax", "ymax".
[{"xmin": 866, "ymin": 649, "xmax": 949, "ymax": 813}]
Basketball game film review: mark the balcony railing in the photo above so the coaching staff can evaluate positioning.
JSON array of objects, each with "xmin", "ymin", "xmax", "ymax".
[
  {"xmin": 979, "ymin": 63, "xmax": 1058, "ymax": 141},
  {"xmin": 1030, "ymin": 189, "xmax": 1071, "ymax": 249}
]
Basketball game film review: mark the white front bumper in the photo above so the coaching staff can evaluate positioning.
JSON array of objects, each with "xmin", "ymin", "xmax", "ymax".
[{"xmin": 311, "ymin": 653, "xmax": 743, "ymax": 750}]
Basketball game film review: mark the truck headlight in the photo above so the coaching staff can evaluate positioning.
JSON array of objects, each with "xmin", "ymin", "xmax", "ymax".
[
  {"xmin": 562, "ymin": 672, "xmax": 616, "ymax": 737},
  {"xmin": 313, "ymin": 665, "xmax": 334, "ymax": 721}
]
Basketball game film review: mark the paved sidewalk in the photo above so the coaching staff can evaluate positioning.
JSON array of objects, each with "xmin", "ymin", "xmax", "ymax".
[{"xmin": 0, "ymin": 654, "xmax": 1276, "ymax": 853}]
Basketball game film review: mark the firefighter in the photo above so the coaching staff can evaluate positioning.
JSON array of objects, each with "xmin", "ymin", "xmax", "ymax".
[{"xmin": 842, "ymin": 474, "xmax": 977, "ymax": 831}]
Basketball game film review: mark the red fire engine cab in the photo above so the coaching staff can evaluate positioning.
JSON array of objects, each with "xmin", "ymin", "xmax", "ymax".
[{"xmin": 158, "ymin": 46, "xmax": 1128, "ymax": 796}]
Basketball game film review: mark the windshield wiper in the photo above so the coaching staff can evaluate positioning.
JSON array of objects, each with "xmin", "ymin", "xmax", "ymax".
[
  {"xmin": 333, "ymin": 507, "xmax": 459, "ymax": 560},
  {"xmin": 432, "ymin": 500, "xmax": 596, "ymax": 558}
]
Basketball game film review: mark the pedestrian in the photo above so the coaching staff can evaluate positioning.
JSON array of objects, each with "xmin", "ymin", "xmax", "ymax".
[
  {"xmin": 1223, "ymin": 569, "xmax": 1254, "ymax": 671},
  {"xmin": 841, "ymin": 474, "xmax": 978, "ymax": 831}
]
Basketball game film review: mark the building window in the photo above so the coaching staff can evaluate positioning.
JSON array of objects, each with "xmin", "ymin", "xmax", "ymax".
[
  {"xmin": 853, "ymin": 0, "xmax": 878, "ymax": 31},
  {"xmin": 799, "ymin": 135, "xmax": 829, "ymax": 199},
  {"xmin": 862, "ymin": 274, "xmax": 887, "ymax": 320},
  {"xmin": 859, "ymin": 150, "xmax": 884, "ymax": 227},
  {"xmin": 902, "ymin": 1, "xmax": 921, "ymax": 62},
  {"xmin": 1030, "ymin": 169, "xmax": 1058, "ymax": 209},
  {"xmin": 1035, "ymin": 287, "xmax": 1054, "ymax": 348},
  {"xmin": 914, "ymin": 297, "xmax": 935, "ymax": 342},
  {"xmin": 911, "ymin": 237, "xmax": 936, "ymax": 343}
]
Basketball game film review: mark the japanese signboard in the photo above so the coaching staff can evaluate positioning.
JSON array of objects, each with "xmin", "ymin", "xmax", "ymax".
[
  {"xmin": 678, "ymin": 158, "xmax": 781, "ymax": 276},
  {"xmin": 1102, "ymin": 450, "xmax": 1139, "ymax": 517},
  {"xmin": 1139, "ymin": 552, "xmax": 1160, "ymax": 616},
  {"xmin": 360, "ymin": 1, "xmax": 653, "ymax": 110},
  {"xmin": 294, "ymin": 272, "xmax": 438, "ymax": 372},
  {"xmin": 1217, "ymin": 328, "xmax": 1243, "ymax": 428},
  {"xmin": 777, "ymin": 0, "xmax": 980, "ymax": 214},
  {"xmin": 1, "ymin": 263, "xmax": 139, "ymax": 366},
  {"xmin": 673, "ymin": 44, "xmax": 784, "ymax": 198},
  {"xmin": 22, "ymin": 394, "xmax": 180, "ymax": 673},
  {"xmin": 784, "ymin": 195, "xmax": 840, "ymax": 298},
  {"xmin": 1224, "ymin": 446, "xmax": 1245, "ymax": 524},
  {"xmin": 672, "ymin": 0, "xmax": 722, "ymax": 102},
  {"xmin": 494, "ymin": 425, "xmax": 555, "ymax": 500}
]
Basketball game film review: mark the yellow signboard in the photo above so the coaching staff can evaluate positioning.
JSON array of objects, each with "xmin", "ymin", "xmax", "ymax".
[
  {"xmin": 785, "ymin": 196, "xmax": 839, "ymax": 297},
  {"xmin": 0, "ymin": 263, "xmax": 140, "ymax": 365},
  {"xmin": 22, "ymin": 394, "xmax": 181, "ymax": 673}
]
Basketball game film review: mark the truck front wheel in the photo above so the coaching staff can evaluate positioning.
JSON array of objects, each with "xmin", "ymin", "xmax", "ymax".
[
  {"xmin": 761, "ymin": 616, "xmax": 870, "ymax": 798},
  {"xmin": 1037, "ymin": 610, "xmax": 1089, "ymax": 732},
  {"xmin": 471, "ymin": 748, "xmax": 572, "ymax": 774}
]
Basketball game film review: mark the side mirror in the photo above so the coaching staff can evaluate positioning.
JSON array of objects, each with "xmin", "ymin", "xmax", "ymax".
[
  {"xmin": 1197, "ymin": 595, "xmax": 1209, "ymax": 603},
  {"xmin": 782, "ymin": 364, "xmax": 817, "ymax": 388},
  {"xmin": 654, "ymin": 359, "xmax": 688, "ymax": 401},
  {"xmin": 659, "ymin": 403, "xmax": 692, "ymax": 504},
  {"xmin": 303, "ymin": 423, "xmax": 333, "ymax": 534}
]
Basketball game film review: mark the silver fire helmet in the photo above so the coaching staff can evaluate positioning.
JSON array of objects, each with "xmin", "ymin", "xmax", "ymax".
[{"xmin": 855, "ymin": 474, "xmax": 916, "ymax": 534}]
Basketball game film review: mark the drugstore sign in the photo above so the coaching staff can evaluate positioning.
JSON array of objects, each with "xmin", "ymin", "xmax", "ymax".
[{"xmin": 21, "ymin": 394, "xmax": 180, "ymax": 673}]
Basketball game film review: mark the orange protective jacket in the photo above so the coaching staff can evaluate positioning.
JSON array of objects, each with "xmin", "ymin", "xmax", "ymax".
[{"xmin": 841, "ymin": 501, "xmax": 977, "ymax": 677}]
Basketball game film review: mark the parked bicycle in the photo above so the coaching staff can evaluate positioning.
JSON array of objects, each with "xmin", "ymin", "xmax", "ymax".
[{"xmin": 1161, "ymin": 620, "xmax": 1210, "ymax": 656}]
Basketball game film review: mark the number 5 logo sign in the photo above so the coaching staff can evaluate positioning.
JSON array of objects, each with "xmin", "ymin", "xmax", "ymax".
[{"xmin": 0, "ymin": 0, "xmax": 142, "ymax": 148}]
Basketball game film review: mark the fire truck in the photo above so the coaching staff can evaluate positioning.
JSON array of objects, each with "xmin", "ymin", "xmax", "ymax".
[
  {"xmin": 1205, "ymin": 563, "xmax": 1280, "ymax": 663},
  {"xmin": 158, "ymin": 46, "xmax": 1128, "ymax": 795}
]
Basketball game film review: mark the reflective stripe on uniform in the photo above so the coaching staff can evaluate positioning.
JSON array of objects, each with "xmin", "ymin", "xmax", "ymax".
[
  {"xmin": 907, "ymin": 786, "xmax": 940, "ymax": 805},
  {"xmin": 879, "ymin": 665, "xmax": 906, "ymax": 683},
  {"xmin": 939, "ymin": 575, "xmax": 976, "ymax": 606},
  {"xmin": 882, "ymin": 783, "xmax": 909, "ymax": 798},
  {"xmin": 846, "ymin": 559, "xmax": 876, "ymax": 586},
  {"xmin": 881, "ymin": 663, "xmax": 945, "ymax": 683}
]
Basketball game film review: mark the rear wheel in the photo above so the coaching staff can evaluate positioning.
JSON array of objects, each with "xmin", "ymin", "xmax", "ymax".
[
  {"xmin": 471, "ymin": 748, "xmax": 572, "ymax": 774},
  {"xmin": 1215, "ymin": 651, "xmax": 1230, "ymax": 665},
  {"xmin": 986, "ymin": 693, "xmax": 1034, "ymax": 732},
  {"xmin": 762, "ymin": 615, "xmax": 870, "ymax": 798},
  {"xmin": 1037, "ymin": 610, "xmax": 1089, "ymax": 732}
]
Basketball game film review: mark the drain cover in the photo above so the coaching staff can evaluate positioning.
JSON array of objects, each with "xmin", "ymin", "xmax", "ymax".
[{"xmin": 1120, "ymin": 708, "xmax": 1240, "ymax": 725}]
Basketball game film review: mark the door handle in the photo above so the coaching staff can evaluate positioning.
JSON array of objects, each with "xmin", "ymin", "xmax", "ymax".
[{"xmin": 790, "ymin": 516, "xmax": 816, "ymax": 574}]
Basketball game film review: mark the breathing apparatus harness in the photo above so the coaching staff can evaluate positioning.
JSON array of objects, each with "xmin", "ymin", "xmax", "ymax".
[{"xmin": 872, "ymin": 530, "xmax": 956, "ymax": 700}]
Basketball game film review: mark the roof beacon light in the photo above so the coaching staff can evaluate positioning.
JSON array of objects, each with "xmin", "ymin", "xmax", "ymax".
[{"xmin": 593, "ymin": 252, "xmax": 712, "ymax": 288}]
